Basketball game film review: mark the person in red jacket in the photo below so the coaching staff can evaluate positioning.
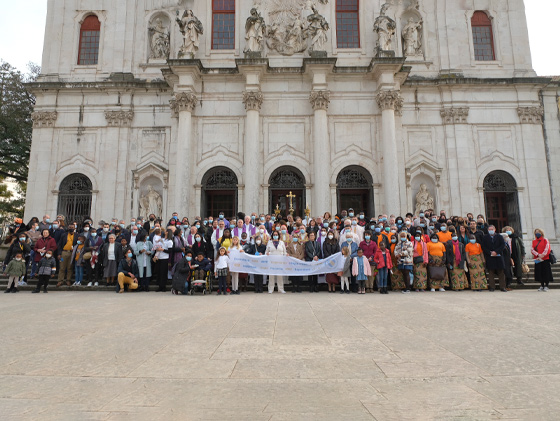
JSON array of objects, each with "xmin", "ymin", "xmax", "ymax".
[
  {"xmin": 531, "ymin": 228, "xmax": 554, "ymax": 291},
  {"xmin": 374, "ymin": 242, "xmax": 393, "ymax": 294},
  {"xmin": 359, "ymin": 230, "xmax": 378, "ymax": 293},
  {"xmin": 31, "ymin": 229, "xmax": 57, "ymax": 279}
]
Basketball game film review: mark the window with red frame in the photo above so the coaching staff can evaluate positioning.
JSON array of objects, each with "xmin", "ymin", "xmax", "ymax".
[
  {"xmin": 78, "ymin": 15, "xmax": 101, "ymax": 65},
  {"xmin": 471, "ymin": 11, "xmax": 495, "ymax": 61},
  {"xmin": 212, "ymin": 0, "xmax": 235, "ymax": 50},
  {"xmin": 336, "ymin": 0, "xmax": 360, "ymax": 49}
]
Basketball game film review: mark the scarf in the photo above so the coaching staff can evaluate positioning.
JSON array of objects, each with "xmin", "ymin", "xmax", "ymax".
[
  {"xmin": 452, "ymin": 240, "xmax": 461, "ymax": 265},
  {"xmin": 273, "ymin": 241, "xmax": 279, "ymax": 248}
]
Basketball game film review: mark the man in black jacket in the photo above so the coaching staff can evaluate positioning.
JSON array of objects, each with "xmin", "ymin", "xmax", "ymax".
[
  {"xmin": 481, "ymin": 225, "xmax": 507, "ymax": 292},
  {"xmin": 117, "ymin": 248, "xmax": 139, "ymax": 293}
]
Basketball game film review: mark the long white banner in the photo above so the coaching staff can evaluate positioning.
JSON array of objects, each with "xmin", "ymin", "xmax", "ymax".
[{"xmin": 228, "ymin": 250, "xmax": 345, "ymax": 276}]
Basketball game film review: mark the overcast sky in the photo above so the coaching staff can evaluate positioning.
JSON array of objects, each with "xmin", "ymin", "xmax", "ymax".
[{"xmin": 0, "ymin": 1, "xmax": 558, "ymax": 76}]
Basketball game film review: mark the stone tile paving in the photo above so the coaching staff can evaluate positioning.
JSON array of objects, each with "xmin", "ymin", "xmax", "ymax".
[{"xmin": 0, "ymin": 290, "xmax": 558, "ymax": 420}]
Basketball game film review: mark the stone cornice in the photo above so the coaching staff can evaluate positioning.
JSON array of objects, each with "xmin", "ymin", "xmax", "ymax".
[
  {"xmin": 517, "ymin": 106, "xmax": 544, "ymax": 124},
  {"xmin": 441, "ymin": 107, "xmax": 469, "ymax": 124},
  {"xmin": 376, "ymin": 90, "xmax": 403, "ymax": 113},
  {"xmin": 31, "ymin": 111, "xmax": 57, "ymax": 128},
  {"xmin": 105, "ymin": 110, "xmax": 134, "ymax": 127},
  {"xmin": 242, "ymin": 91, "xmax": 264, "ymax": 111},
  {"xmin": 169, "ymin": 92, "xmax": 198, "ymax": 116},
  {"xmin": 309, "ymin": 90, "xmax": 331, "ymax": 111}
]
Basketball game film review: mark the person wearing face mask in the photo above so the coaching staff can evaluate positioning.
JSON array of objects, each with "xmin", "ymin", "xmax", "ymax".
[
  {"xmin": 359, "ymin": 230, "xmax": 378, "ymax": 293},
  {"xmin": 56, "ymin": 224, "xmax": 78, "ymax": 287},
  {"xmin": 481, "ymin": 225, "xmax": 507, "ymax": 292},
  {"xmin": 426, "ymin": 234, "xmax": 449, "ymax": 292},
  {"xmin": 85, "ymin": 228, "xmax": 104, "ymax": 287},
  {"xmin": 388, "ymin": 233, "xmax": 407, "ymax": 291},
  {"xmin": 32, "ymin": 250, "xmax": 57, "ymax": 293},
  {"xmin": 305, "ymin": 232, "xmax": 322, "ymax": 293},
  {"xmin": 500, "ymin": 231, "xmax": 515, "ymax": 290},
  {"xmin": 134, "ymin": 233, "xmax": 153, "ymax": 291},
  {"xmin": 339, "ymin": 220, "xmax": 359, "ymax": 248},
  {"xmin": 503, "ymin": 226, "xmax": 525, "ymax": 286},
  {"xmin": 465, "ymin": 234, "xmax": 488, "ymax": 291},
  {"xmin": 476, "ymin": 215, "xmax": 489, "ymax": 234},
  {"xmin": 411, "ymin": 230, "xmax": 429, "ymax": 291},
  {"xmin": 71, "ymin": 235, "xmax": 91, "ymax": 286},
  {"xmin": 286, "ymin": 234, "xmax": 306, "ymax": 293},
  {"xmin": 170, "ymin": 229, "xmax": 187, "ymax": 277},
  {"xmin": 32, "ymin": 229, "xmax": 57, "ymax": 280},
  {"xmin": 171, "ymin": 250, "xmax": 194, "ymax": 295},
  {"xmin": 246, "ymin": 236, "xmax": 267, "ymax": 293},
  {"xmin": 192, "ymin": 232, "xmax": 211, "ymax": 260},
  {"xmin": 445, "ymin": 231, "xmax": 468, "ymax": 291},
  {"xmin": 531, "ymin": 229, "xmax": 554, "ymax": 291},
  {"xmin": 265, "ymin": 232, "xmax": 287, "ymax": 294},
  {"xmin": 117, "ymin": 247, "xmax": 140, "ymax": 293},
  {"xmin": 4, "ymin": 252, "xmax": 26, "ymax": 293},
  {"xmin": 342, "ymin": 232, "xmax": 359, "ymax": 292},
  {"xmin": 394, "ymin": 232, "xmax": 414, "ymax": 293},
  {"xmin": 437, "ymin": 224, "xmax": 452, "ymax": 243},
  {"xmin": 322, "ymin": 230, "xmax": 341, "ymax": 292}
]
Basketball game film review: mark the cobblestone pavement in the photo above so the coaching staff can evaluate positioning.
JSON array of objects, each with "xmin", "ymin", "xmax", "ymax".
[{"xmin": 1, "ymin": 290, "xmax": 559, "ymax": 420}]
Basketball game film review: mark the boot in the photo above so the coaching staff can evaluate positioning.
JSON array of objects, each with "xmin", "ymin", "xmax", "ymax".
[
  {"xmin": 11, "ymin": 288, "xmax": 19, "ymax": 293},
  {"xmin": 32, "ymin": 289, "xmax": 40, "ymax": 293},
  {"xmin": 4, "ymin": 287, "xmax": 12, "ymax": 293}
]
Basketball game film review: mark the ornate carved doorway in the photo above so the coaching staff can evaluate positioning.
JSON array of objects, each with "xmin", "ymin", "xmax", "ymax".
[
  {"xmin": 57, "ymin": 174, "xmax": 93, "ymax": 224},
  {"xmin": 202, "ymin": 167, "xmax": 238, "ymax": 218},
  {"xmin": 483, "ymin": 171, "xmax": 521, "ymax": 233},
  {"xmin": 336, "ymin": 166, "xmax": 374, "ymax": 216},
  {"xmin": 269, "ymin": 167, "xmax": 306, "ymax": 218}
]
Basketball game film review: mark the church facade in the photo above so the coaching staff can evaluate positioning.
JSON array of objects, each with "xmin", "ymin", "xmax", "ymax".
[{"xmin": 26, "ymin": 0, "xmax": 560, "ymax": 242}]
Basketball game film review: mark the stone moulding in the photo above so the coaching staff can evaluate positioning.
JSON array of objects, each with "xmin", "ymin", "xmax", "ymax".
[
  {"xmin": 376, "ymin": 90, "xmax": 404, "ymax": 114},
  {"xmin": 242, "ymin": 91, "xmax": 264, "ymax": 111},
  {"xmin": 105, "ymin": 110, "xmax": 134, "ymax": 127},
  {"xmin": 517, "ymin": 106, "xmax": 544, "ymax": 124},
  {"xmin": 169, "ymin": 92, "xmax": 198, "ymax": 116},
  {"xmin": 31, "ymin": 111, "xmax": 58, "ymax": 128},
  {"xmin": 440, "ymin": 107, "xmax": 469, "ymax": 124},
  {"xmin": 309, "ymin": 90, "xmax": 331, "ymax": 111}
]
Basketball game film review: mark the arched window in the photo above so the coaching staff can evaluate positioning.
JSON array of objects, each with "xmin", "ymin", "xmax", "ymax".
[
  {"xmin": 202, "ymin": 167, "xmax": 238, "ymax": 217},
  {"xmin": 269, "ymin": 167, "xmax": 306, "ymax": 217},
  {"xmin": 57, "ymin": 174, "xmax": 93, "ymax": 224},
  {"xmin": 212, "ymin": 0, "xmax": 235, "ymax": 50},
  {"xmin": 336, "ymin": 166, "xmax": 374, "ymax": 216},
  {"xmin": 336, "ymin": 0, "xmax": 360, "ymax": 48},
  {"xmin": 78, "ymin": 15, "xmax": 101, "ymax": 65},
  {"xmin": 483, "ymin": 171, "xmax": 521, "ymax": 233},
  {"xmin": 471, "ymin": 11, "xmax": 495, "ymax": 61}
]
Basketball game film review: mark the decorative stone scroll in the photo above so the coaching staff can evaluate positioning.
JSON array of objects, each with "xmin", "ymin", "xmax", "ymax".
[
  {"xmin": 376, "ymin": 90, "xmax": 403, "ymax": 113},
  {"xmin": 243, "ymin": 90, "xmax": 264, "ymax": 111},
  {"xmin": 169, "ymin": 92, "xmax": 198, "ymax": 116},
  {"xmin": 517, "ymin": 106, "xmax": 544, "ymax": 124},
  {"xmin": 440, "ymin": 107, "xmax": 469, "ymax": 124},
  {"xmin": 309, "ymin": 90, "xmax": 331, "ymax": 111},
  {"xmin": 105, "ymin": 110, "xmax": 134, "ymax": 127},
  {"xmin": 31, "ymin": 111, "xmax": 58, "ymax": 128}
]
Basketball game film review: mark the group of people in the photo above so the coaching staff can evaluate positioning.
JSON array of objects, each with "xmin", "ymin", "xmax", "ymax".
[{"xmin": 2, "ymin": 208, "xmax": 554, "ymax": 295}]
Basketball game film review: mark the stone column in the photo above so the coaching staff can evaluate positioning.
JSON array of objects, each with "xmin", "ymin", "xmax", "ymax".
[
  {"xmin": 310, "ymin": 90, "xmax": 331, "ymax": 216},
  {"xmin": 376, "ymin": 90, "xmax": 403, "ymax": 214},
  {"xmin": 170, "ymin": 92, "xmax": 198, "ymax": 214},
  {"xmin": 242, "ymin": 90, "xmax": 264, "ymax": 213}
]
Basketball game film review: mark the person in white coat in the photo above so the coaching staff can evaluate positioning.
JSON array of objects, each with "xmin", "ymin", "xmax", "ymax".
[
  {"xmin": 265, "ymin": 232, "xmax": 287, "ymax": 293},
  {"xmin": 339, "ymin": 220, "xmax": 360, "ymax": 247}
]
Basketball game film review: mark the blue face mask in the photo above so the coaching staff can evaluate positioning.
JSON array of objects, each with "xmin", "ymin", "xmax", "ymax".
[
  {"xmin": 352, "ymin": 221, "xmax": 357, "ymax": 226},
  {"xmin": 506, "ymin": 231, "xmax": 512, "ymax": 236},
  {"xmin": 415, "ymin": 236, "xmax": 421, "ymax": 242},
  {"xmin": 77, "ymin": 240, "xmax": 82, "ymax": 245},
  {"xmin": 204, "ymin": 220, "xmax": 208, "ymax": 225},
  {"xmin": 282, "ymin": 230, "xmax": 287, "ymax": 234},
  {"xmin": 365, "ymin": 235, "xmax": 371, "ymax": 241},
  {"xmin": 346, "ymin": 238, "xmax": 352, "ymax": 243},
  {"xmin": 375, "ymin": 228, "xmax": 381, "ymax": 233},
  {"xmin": 349, "ymin": 213, "xmax": 354, "ymax": 217},
  {"xmin": 119, "ymin": 224, "xmax": 125, "ymax": 229},
  {"xmin": 45, "ymin": 218, "xmax": 50, "ymax": 223},
  {"xmin": 360, "ymin": 215, "xmax": 364, "ymax": 219},
  {"xmin": 173, "ymin": 216, "xmax": 178, "ymax": 220},
  {"xmin": 293, "ymin": 238, "xmax": 298, "ymax": 243},
  {"xmin": 273, "ymin": 236, "xmax": 279, "ymax": 240},
  {"xmin": 91, "ymin": 233, "xmax": 97, "ymax": 237},
  {"xmin": 260, "ymin": 217, "xmax": 265, "ymax": 222},
  {"xmin": 196, "ymin": 225, "xmax": 200, "ymax": 229},
  {"xmin": 271, "ymin": 217, "xmax": 276, "ymax": 222},
  {"xmin": 186, "ymin": 256, "xmax": 192, "ymax": 261},
  {"xmin": 127, "ymin": 253, "xmax": 133, "ymax": 258},
  {"xmin": 323, "ymin": 223, "xmax": 328, "ymax": 228},
  {"xmin": 535, "ymin": 233, "xmax": 542, "ymax": 239},
  {"xmin": 420, "ymin": 223, "xmax": 425, "ymax": 228},
  {"xmin": 419, "ymin": 213, "xmax": 424, "ymax": 218},
  {"xmin": 470, "ymin": 239, "xmax": 476, "ymax": 244},
  {"xmin": 219, "ymin": 215, "xmax": 224, "ymax": 219}
]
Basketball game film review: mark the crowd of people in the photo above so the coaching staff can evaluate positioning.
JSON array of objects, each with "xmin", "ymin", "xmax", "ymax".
[{"xmin": 2, "ymin": 208, "xmax": 554, "ymax": 295}]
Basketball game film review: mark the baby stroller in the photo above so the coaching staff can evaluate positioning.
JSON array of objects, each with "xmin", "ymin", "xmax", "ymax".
[{"xmin": 189, "ymin": 269, "xmax": 212, "ymax": 295}]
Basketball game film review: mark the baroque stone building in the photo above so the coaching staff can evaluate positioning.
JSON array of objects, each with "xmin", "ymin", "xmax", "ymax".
[{"xmin": 26, "ymin": 0, "xmax": 560, "ymax": 244}]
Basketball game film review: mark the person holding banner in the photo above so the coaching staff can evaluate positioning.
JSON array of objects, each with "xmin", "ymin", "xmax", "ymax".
[
  {"xmin": 305, "ymin": 232, "xmax": 321, "ymax": 293},
  {"xmin": 323, "ymin": 230, "xmax": 341, "ymax": 292},
  {"xmin": 286, "ymin": 235, "xmax": 305, "ymax": 293},
  {"xmin": 266, "ymin": 232, "xmax": 287, "ymax": 293},
  {"xmin": 245, "ymin": 236, "xmax": 267, "ymax": 293}
]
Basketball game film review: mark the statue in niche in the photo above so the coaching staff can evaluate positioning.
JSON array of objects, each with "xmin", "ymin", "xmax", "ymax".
[
  {"xmin": 306, "ymin": 6, "xmax": 329, "ymax": 52},
  {"xmin": 402, "ymin": 17, "xmax": 422, "ymax": 57},
  {"xmin": 415, "ymin": 183, "xmax": 435, "ymax": 216},
  {"xmin": 149, "ymin": 18, "xmax": 170, "ymax": 59},
  {"xmin": 140, "ymin": 185, "xmax": 163, "ymax": 218},
  {"xmin": 374, "ymin": 2, "xmax": 397, "ymax": 54},
  {"xmin": 176, "ymin": 9, "xmax": 203, "ymax": 58},
  {"xmin": 245, "ymin": 8, "xmax": 266, "ymax": 53}
]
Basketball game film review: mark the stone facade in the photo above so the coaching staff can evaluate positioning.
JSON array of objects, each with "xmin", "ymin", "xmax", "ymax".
[{"xmin": 25, "ymin": 0, "xmax": 560, "ymax": 245}]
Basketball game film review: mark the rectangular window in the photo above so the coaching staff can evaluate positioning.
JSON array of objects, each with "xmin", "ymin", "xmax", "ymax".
[
  {"xmin": 336, "ymin": 0, "xmax": 360, "ymax": 49},
  {"xmin": 472, "ymin": 26, "xmax": 494, "ymax": 61},
  {"xmin": 212, "ymin": 0, "xmax": 235, "ymax": 50}
]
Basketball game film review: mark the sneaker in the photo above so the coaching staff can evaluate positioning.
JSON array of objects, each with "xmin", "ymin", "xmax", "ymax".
[
  {"xmin": 280, "ymin": 290, "xmax": 286, "ymax": 294},
  {"xmin": 430, "ymin": 288, "xmax": 435, "ymax": 292},
  {"xmin": 94, "ymin": 282, "xmax": 99, "ymax": 287},
  {"xmin": 76, "ymin": 282, "xmax": 81, "ymax": 286},
  {"xmin": 87, "ymin": 282, "xmax": 93, "ymax": 287},
  {"xmin": 439, "ymin": 288, "xmax": 445, "ymax": 292},
  {"xmin": 72, "ymin": 282, "xmax": 78, "ymax": 286},
  {"xmin": 544, "ymin": 287, "xmax": 550, "ymax": 292},
  {"xmin": 538, "ymin": 287, "xmax": 544, "ymax": 292}
]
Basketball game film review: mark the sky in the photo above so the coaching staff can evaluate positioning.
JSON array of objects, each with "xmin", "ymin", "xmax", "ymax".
[{"xmin": 0, "ymin": 1, "xmax": 559, "ymax": 76}]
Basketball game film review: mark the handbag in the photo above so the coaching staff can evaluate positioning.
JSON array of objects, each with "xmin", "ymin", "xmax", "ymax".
[
  {"xmin": 521, "ymin": 263, "xmax": 530, "ymax": 274},
  {"xmin": 428, "ymin": 265, "xmax": 446, "ymax": 280},
  {"xmin": 413, "ymin": 256, "xmax": 424, "ymax": 264},
  {"xmin": 82, "ymin": 252, "xmax": 92, "ymax": 260},
  {"xmin": 550, "ymin": 250, "xmax": 557, "ymax": 265}
]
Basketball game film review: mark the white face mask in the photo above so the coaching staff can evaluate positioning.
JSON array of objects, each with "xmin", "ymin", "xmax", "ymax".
[
  {"xmin": 46, "ymin": 254, "xmax": 52, "ymax": 259},
  {"xmin": 328, "ymin": 234, "xmax": 334, "ymax": 240},
  {"xmin": 256, "ymin": 240, "xmax": 262, "ymax": 245}
]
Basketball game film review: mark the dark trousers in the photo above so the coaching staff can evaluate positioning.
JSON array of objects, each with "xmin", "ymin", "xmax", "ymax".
[
  {"xmin": 291, "ymin": 276, "xmax": 302, "ymax": 292},
  {"xmin": 487, "ymin": 269, "xmax": 506, "ymax": 290},
  {"xmin": 36, "ymin": 275, "xmax": 50, "ymax": 290},
  {"xmin": 155, "ymin": 259, "xmax": 168, "ymax": 291},
  {"xmin": 139, "ymin": 276, "xmax": 150, "ymax": 291},
  {"xmin": 254, "ymin": 275, "xmax": 263, "ymax": 292},
  {"xmin": 308, "ymin": 275, "xmax": 318, "ymax": 292},
  {"xmin": 350, "ymin": 274, "xmax": 357, "ymax": 292},
  {"xmin": 218, "ymin": 276, "xmax": 227, "ymax": 293}
]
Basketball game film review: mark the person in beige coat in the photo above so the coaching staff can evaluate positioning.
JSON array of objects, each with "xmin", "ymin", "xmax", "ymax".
[
  {"xmin": 286, "ymin": 236, "xmax": 305, "ymax": 292},
  {"xmin": 266, "ymin": 232, "xmax": 287, "ymax": 293}
]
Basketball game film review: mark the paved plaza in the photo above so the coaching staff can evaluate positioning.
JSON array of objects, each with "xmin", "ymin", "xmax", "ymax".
[{"xmin": 1, "ymin": 290, "xmax": 559, "ymax": 420}]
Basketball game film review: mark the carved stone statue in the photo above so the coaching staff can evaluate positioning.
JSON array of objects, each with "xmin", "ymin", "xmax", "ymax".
[
  {"xmin": 266, "ymin": 0, "xmax": 309, "ymax": 56},
  {"xmin": 244, "ymin": 8, "xmax": 266, "ymax": 53},
  {"xmin": 176, "ymin": 10, "xmax": 203, "ymax": 58},
  {"xmin": 402, "ymin": 17, "xmax": 422, "ymax": 57},
  {"xmin": 149, "ymin": 18, "xmax": 170, "ymax": 59},
  {"xmin": 140, "ymin": 185, "xmax": 163, "ymax": 218},
  {"xmin": 374, "ymin": 3, "xmax": 397, "ymax": 55},
  {"xmin": 307, "ymin": 6, "xmax": 329, "ymax": 52},
  {"xmin": 415, "ymin": 184, "xmax": 435, "ymax": 215}
]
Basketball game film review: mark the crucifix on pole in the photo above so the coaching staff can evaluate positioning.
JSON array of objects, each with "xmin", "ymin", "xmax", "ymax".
[{"xmin": 286, "ymin": 191, "xmax": 296, "ymax": 215}]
